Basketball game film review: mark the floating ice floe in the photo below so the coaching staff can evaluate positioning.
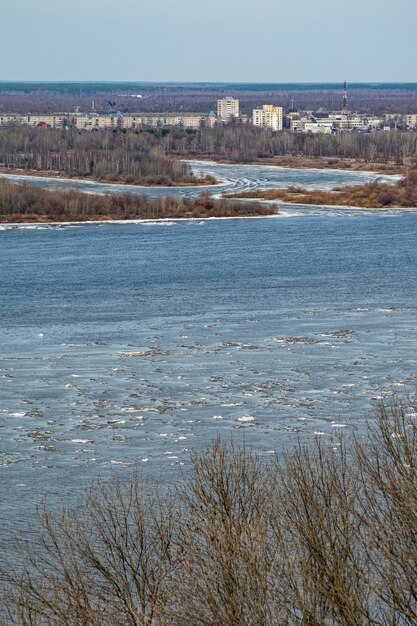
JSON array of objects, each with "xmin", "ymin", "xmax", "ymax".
[
  {"xmin": 110, "ymin": 460, "xmax": 132, "ymax": 465},
  {"xmin": 221, "ymin": 402, "xmax": 243, "ymax": 407},
  {"xmin": 9, "ymin": 412, "xmax": 26, "ymax": 417},
  {"xmin": 117, "ymin": 348, "xmax": 170, "ymax": 357},
  {"xmin": 236, "ymin": 415, "xmax": 255, "ymax": 422},
  {"xmin": 319, "ymin": 329, "xmax": 354, "ymax": 339},
  {"xmin": 141, "ymin": 221, "xmax": 176, "ymax": 226},
  {"xmin": 273, "ymin": 336, "xmax": 324, "ymax": 345},
  {"xmin": 71, "ymin": 439, "xmax": 93, "ymax": 444},
  {"xmin": 120, "ymin": 407, "xmax": 143, "ymax": 413}
]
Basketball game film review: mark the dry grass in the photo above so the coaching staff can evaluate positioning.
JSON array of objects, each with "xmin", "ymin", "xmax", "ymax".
[
  {"xmin": 0, "ymin": 180, "xmax": 277, "ymax": 223},
  {"xmin": 227, "ymin": 167, "xmax": 417, "ymax": 209}
]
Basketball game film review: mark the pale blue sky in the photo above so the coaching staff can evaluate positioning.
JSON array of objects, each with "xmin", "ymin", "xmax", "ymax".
[{"xmin": 1, "ymin": 0, "xmax": 416, "ymax": 82}]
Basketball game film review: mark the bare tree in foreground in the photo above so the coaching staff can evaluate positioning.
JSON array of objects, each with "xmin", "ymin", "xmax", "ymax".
[{"xmin": 1, "ymin": 397, "xmax": 416, "ymax": 625}]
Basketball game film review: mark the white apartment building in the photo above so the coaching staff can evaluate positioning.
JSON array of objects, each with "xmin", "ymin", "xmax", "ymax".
[
  {"xmin": 304, "ymin": 122, "xmax": 333, "ymax": 134},
  {"xmin": 252, "ymin": 104, "xmax": 283, "ymax": 131},
  {"xmin": 217, "ymin": 97, "xmax": 239, "ymax": 121},
  {"xmin": 291, "ymin": 114, "xmax": 365, "ymax": 132},
  {"xmin": 406, "ymin": 114, "xmax": 417, "ymax": 128}
]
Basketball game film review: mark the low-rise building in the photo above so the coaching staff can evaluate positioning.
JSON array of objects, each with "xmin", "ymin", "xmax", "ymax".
[
  {"xmin": 406, "ymin": 114, "xmax": 417, "ymax": 128},
  {"xmin": 252, "ymin": 105, "xmax": 283, "ymax": 131},
  {"xmin": 304, "ymin": 122, "xmax": 333, "ymax": 134}
]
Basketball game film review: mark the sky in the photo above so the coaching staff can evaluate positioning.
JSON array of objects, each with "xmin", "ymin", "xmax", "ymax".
[{"xmin": 1, "ymin": 0, "xmax": 416, "ymax": 83}]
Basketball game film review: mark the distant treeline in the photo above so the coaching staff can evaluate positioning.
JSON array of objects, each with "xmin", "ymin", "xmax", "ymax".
[
  {"xmin": 0, "ymin": 126, "xmax": 215, "ymax": 186},
  {"xmin": 0, "ymin": 179, "xmax": 276, "ymax": 222},
  {"xmin": 230, "ymin": 168, "xmax": 417, "ymax": 209},
  {"xmin": 1, "ymin": 126, "xmax": 417, "ymax": 189},
  {"xmin": 1, "ymin": 82, "xmax": 417, "ymax": 114},
  {"xmin": 169, "ymin": 124, "xmax": 417, "ymax": 165}
]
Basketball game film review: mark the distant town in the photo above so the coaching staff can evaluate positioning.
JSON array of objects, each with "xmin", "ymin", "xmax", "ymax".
[{"xmin": 1, "ymin": 89, "xmax": 417, "ymax": 133}]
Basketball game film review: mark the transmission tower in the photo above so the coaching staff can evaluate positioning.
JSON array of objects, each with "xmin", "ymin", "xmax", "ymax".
[{"xmin": 342, "ymin": 80, "xmax": 348, "ymax": 112}]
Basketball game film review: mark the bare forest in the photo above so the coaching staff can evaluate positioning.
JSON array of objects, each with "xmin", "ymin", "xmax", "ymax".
[
  {"xmin": 0, "ymin": 126, "xmax": 215, "ymax": 186},
  {"xmin": 169, "ymin": 124, "xmax": 417, "ymax": 166},
  {"xmin": 1, "ymin": 399, "xmax": 416, "ymax": 625},
  {"xmin": 1, "ymin": 126, "xmax": 417, "ymax": 194}
]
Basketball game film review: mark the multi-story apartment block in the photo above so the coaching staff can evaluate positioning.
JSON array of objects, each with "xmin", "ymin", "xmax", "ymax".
[
  {"xmin": 0, "ymin": 114, "xmax": 66, "ymax": 128},
  {"xmin": 217, "ymin": 97, "xmax": 239, "ymax": 121},
  {"xmin": 121, "ymin": 113, "xmax": 216, "ymax": 128},
  {"xmin": 74, "ymin": 114, "xmax": 121, "ymax": 129},
  {"xmin": 406, "ymin": 114, "xmax": 417, "ymax": 128},
  {"xmin": 0, "ymin": 114, "xmax": 18, "ymax": 126},
  {"xmin": 75, "ymin": 113, "xmax": 216, "ymax": 130},
  {"xmin": 25, "ymin": 115, "xmax": 65, "ymax": 128},
  {"xmin": 252, "ymin": 104, "xmax": 283, "ymax": 131}
]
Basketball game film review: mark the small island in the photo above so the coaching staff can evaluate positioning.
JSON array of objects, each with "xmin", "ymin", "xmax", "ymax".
[
  {"xmin": 0, "ymin": 179, "xmax": 277, "ymax": 223},
  {"xmin": 226, "ymin": 168, "xmax": 417, "ymax": 209}
]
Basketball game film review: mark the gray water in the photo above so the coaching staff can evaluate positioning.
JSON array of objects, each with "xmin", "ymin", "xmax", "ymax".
[{"xmin": 0, "ymin": 162, "xmax": 416, "ymax": 541}]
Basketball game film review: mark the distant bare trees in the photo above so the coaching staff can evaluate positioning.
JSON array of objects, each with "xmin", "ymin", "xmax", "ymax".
[
  {"xmin": 1, "ymin": 398, "xmax": 416, "ymax": 625},
  {"xmin": 0, "ymin": 126, "xmax": 199, "ymax": 185},
  {"xmin": 2, "ymin": 83, "xmax": 417, "ymax": 116},
  {"xmin": 1, "ymin": 124, "xmax": 417, "ymax": 192},
  {"xmin": 172, "ymin": 125, "xmax": 417, "ymax": 166}
]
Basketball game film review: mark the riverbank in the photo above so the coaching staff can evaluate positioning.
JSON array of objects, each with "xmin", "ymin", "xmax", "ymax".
[
  {"xmin": 175, "ymin": 154, "xmax": 405, "ymax": 175},
  {"xmin": 0, "ymin": 166, "xmax": 218, "ymax": 188},
  {"xmin": 226, "ymin": 168, "xmax": 417, "ymax": 209}
]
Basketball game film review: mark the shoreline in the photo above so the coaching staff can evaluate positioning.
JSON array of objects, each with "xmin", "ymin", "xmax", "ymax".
[
  {"xmin": 179, "ymin": 156, "xmax": 405, "ymax": 176},
  {"xmin": 0, "ymin": 166, "xmax": 219, "ymax": 189},
  {"xmin": 2, "ymin": 202, "xmax": 416, "ymax": 228},
  {"xmin": 0, "ymin": 214, "xmax": 282, "ymax": 228}
]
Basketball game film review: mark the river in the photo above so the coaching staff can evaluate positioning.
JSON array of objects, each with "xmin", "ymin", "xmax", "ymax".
[{"xmin": 0, "ymin": 161, "xmax": 416, "ymax": 541}]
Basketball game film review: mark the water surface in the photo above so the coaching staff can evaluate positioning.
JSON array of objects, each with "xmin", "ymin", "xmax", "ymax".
[{"xmin": 1, "ymin": 163, "xmax": 416, "ymax": 542}]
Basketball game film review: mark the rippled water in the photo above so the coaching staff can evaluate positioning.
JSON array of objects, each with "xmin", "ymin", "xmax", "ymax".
[{"xmin": 1, "ymin": 163, "xmax": 416, "ymax": 541}]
